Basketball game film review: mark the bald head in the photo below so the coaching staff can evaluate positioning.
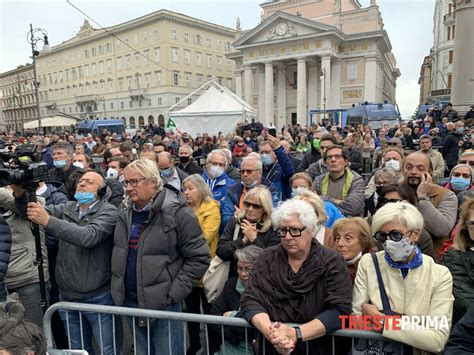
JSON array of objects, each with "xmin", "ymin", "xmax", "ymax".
[{"xmin": 158, "ymin": 151, "xmax": 174, "ymax": 170}]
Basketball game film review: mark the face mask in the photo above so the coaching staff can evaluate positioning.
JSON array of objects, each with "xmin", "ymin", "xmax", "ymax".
[
  {"xmin": 385, "ymin": 159, "xmax": 400, "ymax": 172},
  {"xmin": 179, "ymin": 156, "xmax": 190, "ymax": 164},
  {"xmin": 261, "ymin": 153, "xmax": 273, "ymax": 166},
  {"xmin": 54, "ymin": 160, "xmax": 67, "ymax": 169},
  {"xmin": 72, "ymin": 161, "xmax": 85, "ymax": 169},
  {"xmin": 107, "ymin": 168, "xmax": 118, "ymax": 179},
  {"xmin": 160, "ymin": 167, "xmax": 174, "ymax": 179},
  {"xmin": 450, "ymin": 176, "xmax": 471, "ymax": 191},
  {"xmin": 456, "ymin": 127, "xmax": 465, "ymax": 134},
  {"xmin": 291, "ymin": 187, "xmax": 308, "ymax": 198},
  {"xmin": 208, "ymin": 165, "xmax": 224, "ymax": 179},
  {"xmin": 242, "ymin": 179, "xmax": 258, "ymax": 189},
  {"xmin": 384, "ymin": 238, "xmax": 415, "ymax": 262},
  {"xmin": 74, "ymin": 191, "xmax": 96, "ymax": 205},
  {"xmin": 312, "ymin": 138, "xmax": 321, "ymax": 150},
  {"xmin": 375, "ymin": 186, "xmax": 384, "ymax": 195}
]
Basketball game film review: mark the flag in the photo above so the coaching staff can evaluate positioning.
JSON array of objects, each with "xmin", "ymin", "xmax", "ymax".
[{"xmin": 166, "ymin": 118, "xmax": 177, "ymax": 130}]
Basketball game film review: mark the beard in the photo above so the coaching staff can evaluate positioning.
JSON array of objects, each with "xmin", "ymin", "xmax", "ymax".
[{"xmin": 406, "ymin": 176, "xmax": 421, "ymax": 188}]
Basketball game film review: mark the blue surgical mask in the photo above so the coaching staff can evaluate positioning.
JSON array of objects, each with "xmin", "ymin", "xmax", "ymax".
[
  {"xmin": 54, "ymin": 159, "xmax": 67, "ymax": 169},
  {"xmin": 74, "ymin": 191, "xmax": 96, "ymax": 205},
  {"xmin": 450, "ymin": 176, "xmax": 471, "ymax": 191},
  {"xmin": 456, "ymin": 127, "xmax": 465, "ymax": 134},
  {"xmin": 160, "ymin": 167, "xmax": 174, "ymax": 179},
  {"xmin": 261, "ymin": 153, "xmax": 273, "ymax": 166}
]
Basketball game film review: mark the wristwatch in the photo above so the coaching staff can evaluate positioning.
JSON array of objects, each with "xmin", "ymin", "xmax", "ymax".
[
  {"xmin": 416, "ymin": 195, "xmax": 430, "ymax": 202},
  {"xmin": 294, "ymin": 326, "xmax": 303, "ymax": 343}
]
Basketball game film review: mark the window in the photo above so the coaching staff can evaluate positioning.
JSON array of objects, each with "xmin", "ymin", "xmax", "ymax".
[
  {"xmin": 135, "ymin": 76, "xmax": 141, "ymax": 89},
  {"xmin": 116, "ymin": 56, "xmax": 122, "ymax": 70},
  {"xmin": 172, "ymin": 48, "xmax": 179, "ymax": 63},
  {"xmin": 175, "ymin": 97, "xmax": 180, "ymax": 103},
  {"xmin": 225, "ymin": 42, "xmax": 231, "ymax": 51},
  {"xmin": 127, "ymin": 77, "xmax": 132, "ymax": 90},
  {"xmin": 143, "ymin": 31, "xmax": 148, "ymax": 43},
  {"xmin": 109, "ymin": 80, "xmax": 113, "ymax": 91},
  {"xmin": 227, "ymin": 60, "xmax": 232, "ymax": 71},
  {"xmin": 217, "ymin": 56, "xmax": 222, "ymax": 69},
  {"xmin": 99, "ymin": 61, "xmax": 104, "ymax": 74},
  {"xmin": 145, "ymin": 73, "xmax": 151, "ymax": 88},
  {"xmin": 158, "ymin": 97, "xmax": 162, "ymax": 106},
  {"xmin": 194, "ymin": 34, "xmax": 202, "ymax": 45},
  {"xmin": 448, "ymin": 50, "xmax": 454, "ymax": 64},
  {"xmin": 144, "ymin": 50, "xmax": 150, "ymax": 65},
  {"xmin": 173, "ymin": 72, "xmax": 179, "ymax": 86},
  {"xmin": 156, "ymin": 71, "xmax": 162, "ymax": 85},
  {"xmin": 227, "ymin": 78, "xmax": 232, "ymax": 89},
  {"xmin": 129, "ymin": 101, "xmax": 133, "ymax": 108},
  {"xmin": 135, "ymin": 54, "xmax": 140, "ymax": 68},
  {"xmin": 134, "ymin": 34, "xmax": 139, "ymax": 45},
  {"xmin": 196, "ymin": 52, "xmax": 202, "ymax": 66},
  {"xmin": 84, "ymin": 50, "xmax": 89, "ymax": 58},
  {"xmin": 110, "ymin": 102, "xmax": 114, "ymax": 110},
  {"xmin": 184, "ymin": 50, "xmax": 191, "ymax": 64},
  {"xmin": 153, "ymin": 28, "xmax": 160, "ymax": 39},
  {"xmin": 448, "ymin": 26, "xmax": 451, "ymax": 40},
  {"xmin": 91, "ymin": 63, "xmax": 96, "ymax": 76},
  {"xmin": 107, "ymin": 59, "xmax": 112, "ymax": 73},
  {"xmin": 84, "ymin": 66, "xmax": 89, "ymax": 78},
  {"xmin": 155, "ymin": 47, "xmax": 161, "ymax": 63},
  {"xmin": 347, "ymin": 61, "xmax": 358, "ymax": 80},
  {"xmin": 92, "ymin": 48, "xmax": 96, "ymax": 57},
  {"xmin": 118, "ymin": 79, "xmax": 123, "ymax": 91},
  {"xmin": 78, "ymin": 67, "xmax": 83, "ymax": 79},
  {"xmin": 217, "ymin": 77, "xmax": 223, "ymax": 85},
  {"xmin": 187, "ymin": 97, "xmax": 192, "ymax": 105},
  {"xmin": 452, "ymin": 25, "xmax": 455, "ymax": 39},
  {"xmin": 121, "ymin": 101, "xmax": 124, "ymax": 109},
  {"xmin": 217, "ymin": 39, "xmax": 222, "ymax": 49},
  {"xmin": 185, "ymin": 73, "xmax": 191, "ymax": 87},
  {"xmin": 207, "ymin": 54, "xmax": 212, "ymax": 68},
  {"xmin": 447, "ymin": 73, "xmax": 452, "ymax": 88},
  {"xmin": 171, "ymin": 28, "xmax": 177, "ymax": 40},
  {"xmin": 184, "ymin": 31, "xmax": 189, "ymax": 43},
  {"xmin": 206, "ymin": 37, "xmax": 211, "ymax": 48}
]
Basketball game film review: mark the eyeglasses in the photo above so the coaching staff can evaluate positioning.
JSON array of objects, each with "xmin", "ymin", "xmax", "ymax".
[
  {"xmin": 78, "ymin": 178, "xmax": 99, "ymax": 186},
  {"xmin": 276, "ymin": 226, "xmax": 307, "ymax": 238},
  {"xmin": 241, "ymin": 169, "xmax": 258, "ymax": 175},
  {"xmin": 237, "ymin": 266, "xmax": 252, "ymax": 274},
  {"xmin": 387, "ymin": 142, "xmax": 398, "ymax": 146},
  {"xmin": 466, "ymin": 220, "xmax": 474, "ymax": 228},
  {"xmin": 379, "ymin": 198, "xmax": 402, "ymax": 205},
  {"xmin": 452, "ymin": 172, "xmax": 471, "ymax": 179},
  {"xmin": 208, "ymin": 161, "xmax": 225, "ymax": 167},
  {"xmin": 325, "ymin": 153, "xmax": 344, "ymax": 160},
  {"xmin": 123, "ymin": 178, "xmax": 146, "ymax": 187},
  {"xmin": 243, "ymin": 201, "xmax": 263, "ymax": 210},
  {"xmin": 374, "ymin": 230, "xmax": 412, "ymax": 244},
  {"xmin": 459, "ymin": 160, "xmax": 474, "ymax": 167}
]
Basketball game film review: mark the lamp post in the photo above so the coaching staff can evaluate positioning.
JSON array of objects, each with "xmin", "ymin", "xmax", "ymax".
[
  {"xmin": 320, "ymin": 68, "xmax": 327, "ymax": 122},
  {"xmin": 27, "ymin": 24, "xmax": 50, "ymax": 134}
]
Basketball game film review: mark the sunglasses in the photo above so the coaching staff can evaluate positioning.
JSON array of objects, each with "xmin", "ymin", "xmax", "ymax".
[
  {"xmin": 387, "ymin": 142, "xmax": 398, "ymax": 146},
  {"xmin": 374, "ymin": 230, "xmax": 412, "ymax": 244},
  {"xmin": 243, "ymin": 201, "xmax": 263, "ymax": 210},
  {"xmin": 459, "ymin": 160, "xmax": 474, "ymax": 167}
]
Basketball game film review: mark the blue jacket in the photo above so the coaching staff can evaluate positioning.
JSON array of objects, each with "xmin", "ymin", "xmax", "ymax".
[
  {"xmin": 221, "ymin": 180, "xmax": 279, "ymax": 229},
  {"xmin": 0, "ymin": 214, "xmax": 11, "ymax": 301},
  {"xmin": 262, "ymin": 146, "xmax": 294, "ymax": 201},
  {"xmin": 324, "ymin": 201, "xmax": 345, "ymax": 228},
  {"xmin": 202, "ymin": 170, "xmax": 236, "ymax": 204}
]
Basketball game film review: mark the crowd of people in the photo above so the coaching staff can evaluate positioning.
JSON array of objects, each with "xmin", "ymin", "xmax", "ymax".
[{"xmin": 1, "ymin": 103, "xmax": 474, "ymax": 355}]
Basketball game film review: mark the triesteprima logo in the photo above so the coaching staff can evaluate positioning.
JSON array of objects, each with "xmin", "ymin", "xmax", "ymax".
[{"xmin": 339, "ymin": 315, "xmax": 450, "ymax": 331}]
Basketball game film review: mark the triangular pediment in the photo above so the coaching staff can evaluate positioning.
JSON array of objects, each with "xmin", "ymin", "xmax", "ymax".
[{"xmin": 233, "ymin": 11, "xmax": 344, "ymax": 47}]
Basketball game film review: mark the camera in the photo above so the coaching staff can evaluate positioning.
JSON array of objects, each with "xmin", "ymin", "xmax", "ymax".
[{"xmin": 0, "ymin": 144, "xmax": 49, "ymax": 187}]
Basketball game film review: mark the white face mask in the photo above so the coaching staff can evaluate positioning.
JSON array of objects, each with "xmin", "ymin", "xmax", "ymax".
[
  {"xmin": 72, "ymin": 161, "xmax": 85, "ymax": 169},
  {"xmin": 107, "ymin": 168, "xmax": 119, "ymax": 179},
  {"xmin": 385, "ymin": 159, "xmax": 400, "ymax": 172},
  {"xmin": 208, "ymin": 165, "xmax": 224, "ymax": 179},
  {"xmin": 384, "ymin": 238, "xmax": 415, "ymax": 262}
]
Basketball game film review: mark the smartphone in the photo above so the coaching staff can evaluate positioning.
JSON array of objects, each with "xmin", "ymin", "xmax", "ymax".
[{"xmin": 269, "ymin": 128, "xmax": 277, "ymax": 137}]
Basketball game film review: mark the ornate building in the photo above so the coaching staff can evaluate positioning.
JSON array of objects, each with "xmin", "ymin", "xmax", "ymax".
[
  {"xmin": 22, "ymin": 10, "xmax": 236, "ymax": 129},
  {"xmin": 229, "ymin": 0, "xmax": 400, "ymax": 127}
]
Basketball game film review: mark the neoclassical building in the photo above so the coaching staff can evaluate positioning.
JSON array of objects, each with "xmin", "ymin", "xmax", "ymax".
[
  {"xmin": 229, "ymin": 0, "xmax": 400, "ymax": 127},
  {"xmin": 24, "ymin": 9, "xmax": 236, "ymax": 129}
]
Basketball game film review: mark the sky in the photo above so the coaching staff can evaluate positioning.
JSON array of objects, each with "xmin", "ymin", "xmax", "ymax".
[{"xmin": 0, "ymin": 0, "xmax": 436, "ymax": 118}]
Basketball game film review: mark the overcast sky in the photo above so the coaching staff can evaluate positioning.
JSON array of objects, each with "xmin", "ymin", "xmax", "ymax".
[{"xmin": 0, "ymin": 0, "xmax": 435, "ymax": 118}]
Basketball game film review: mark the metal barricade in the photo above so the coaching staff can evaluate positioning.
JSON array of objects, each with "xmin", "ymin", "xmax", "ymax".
[{"xmin": 44, "ymin": 302, "xmax": 401, "ymax": 355}]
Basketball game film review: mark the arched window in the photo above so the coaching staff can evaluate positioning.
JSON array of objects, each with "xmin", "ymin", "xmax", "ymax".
[
  {"xmin": 158, "ymin": 114, "xmax": 165, "ymax": 126},
  {"xmin": 138, "ymin": 116, "xmax": 145, "ymax": 128},
  {"xmin": 148, "ymin": 115, "xmax": 154, "ymax": 125},
  {"xmin": 130, "ymin": 116, "xmax": 136, "ymax": 129}
]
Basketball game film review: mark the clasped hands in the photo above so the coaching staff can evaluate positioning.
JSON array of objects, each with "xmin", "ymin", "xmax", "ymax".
[{"xmin": 265, "ymin": 322, "xmax": 297, "ymax": 354}]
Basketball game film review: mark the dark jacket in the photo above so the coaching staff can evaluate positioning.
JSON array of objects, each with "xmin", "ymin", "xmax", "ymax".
[
  {"xmin": 0, "ymin": 215, "xmax": 11, "ymax": 301},
  {"xmin": 262, "ymin": 146, "xmax": 294, "ymax": 201},
  {"xmin": 442, "ymin": 248, "xmax": 474, "ymax": 324},
  {"xmin": 216, "ymin": 217, "xmax": 279, "ymax": 279},
  {"xmin": 41, "ymin": 199, "xmax": 117, "ymax": 299},
  {"xmin": 444, "ymin": 303, "xmax": 474, "ymax": 355},
  {"xmin": 104, "ymin": 178, "xmax": 125, "ymax": 208},
  {"xmin": 178, "ymin": 160, "xmax": 203, "ymax": 176},
  {"xmin": 111, "ymin": 186, "xmax": 211, "ymax": 314},
  {"xmin": 348, "ymin": 146, "xmax": 363, "ymax": 173},
  {"xmin": 442, "ymin": 131, "xmax": 463, "ymax": 166},
  {"xmin": 225, "ymin": 165, "xmax": 241, "ymax": 184},
  {"xmin": 47, "ymin": 164, "xmax": 81, "ymax": 185},
  {"xmin": 296, "ymin": 148, "xmax": 321, "ymax": 173}
]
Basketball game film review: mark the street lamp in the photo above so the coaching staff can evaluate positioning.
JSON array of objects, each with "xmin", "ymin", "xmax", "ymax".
[
  {"xmin": 320, "ymin": 68, "xmax": 327, "ymax": 122},
  {"xmin": 27, "ymin": 24, "xmax": 50, "ymax": 134}
]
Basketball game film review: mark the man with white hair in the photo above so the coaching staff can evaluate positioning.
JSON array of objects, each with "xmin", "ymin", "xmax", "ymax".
[
  {"xmin": 111, "ymin": 159, "xmax": 210, "ymax": 354},
  {"xmin": 202, "ymin": 149, "xmax": 236, "ymax": 204}
]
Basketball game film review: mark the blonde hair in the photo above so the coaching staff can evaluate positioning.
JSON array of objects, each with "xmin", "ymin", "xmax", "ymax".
[
  {"xmin": 371, "ymin": 201, "xmax": 424, "ymax": 235},
  {"xmin": 182, "ymin": 174, "xmax": 214, "ymax": 204},
  {"xmin": 454, "ymin": 198, "xmax": 474, "ymax": 252},
  {"xmin": 238, "ymin": 186, "xmax": 273, "ymax": 232},
  {"xmin": 332, "ymin": 217, "xmax": 374, "ymax": 253},
  {"xmin": 293, "ymin": 190, "xmax": 327, "ymax": 224},
  {"xmin": 124, "ymin": 158, "xmax": 162, "ymax": 189}
]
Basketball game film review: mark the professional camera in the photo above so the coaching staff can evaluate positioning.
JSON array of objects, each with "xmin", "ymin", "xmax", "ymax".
[{"xmin": 0, "ymin": 144, "xmax": 49, "ymax": 187}]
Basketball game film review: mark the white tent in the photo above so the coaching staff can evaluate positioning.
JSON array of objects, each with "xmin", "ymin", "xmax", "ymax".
[
  {"xmin": 168, "ymin": 80, "xmax": 256, "ymax": 136},
  {"xmin": 24, "ymin": 116, "xmax": 78, "ymax": 129}
]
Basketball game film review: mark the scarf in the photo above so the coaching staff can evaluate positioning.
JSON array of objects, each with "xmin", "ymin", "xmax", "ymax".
[
  {"xmin": 384, "ymin": 246, "xmax": 423, "ymax": 270},
  {"xmin": 321, "ymin": 168, "xmax": 353, "ymax": 199}
]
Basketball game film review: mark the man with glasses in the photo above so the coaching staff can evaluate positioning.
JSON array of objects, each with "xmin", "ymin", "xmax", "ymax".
[
  {"xmin": 419, "ymin": 134, "xmax": 445, "ymax": 182},
  {"xmin": 307, "ymin": 134, "xmax": 337, "ymax": 179},
  {"xmin": 202, "ymin": 149, "xmax": 236, "ymax": 204},
  {"xmin": 312, "ymin": 145, "xmax": 365, "ymax": 216},
  {"xmin": 111, "ymin": 159, "xmax": 210, "ymax": 355},
  {"xmin": 458, "ymin": 150, "xmax": 474, "ymax": 169},
  {"xmin": 15, "ymin": 171, "xmax": 119, "ymax": 354}
]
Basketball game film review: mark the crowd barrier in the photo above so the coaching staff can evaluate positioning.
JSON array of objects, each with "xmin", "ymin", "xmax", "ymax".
[{"xmin": 43, "ymin": 302, "xmax": 406, "ymax": 355}]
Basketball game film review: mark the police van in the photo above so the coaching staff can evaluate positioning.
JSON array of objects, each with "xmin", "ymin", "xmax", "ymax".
[
  {"xmin": 346, "ymin": 102, "xmax": 401, "ymax": 130},
  {"xmin": 76, "ymin": 119, "xmax": 125, "ymax": 138}
]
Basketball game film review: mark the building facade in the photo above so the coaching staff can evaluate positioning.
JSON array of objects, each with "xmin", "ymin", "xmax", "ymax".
[
  {"xmin": 29, "ymin": 10, "xmax": 236, "ymax": 129},
  {"xmin": 229, "ymin": 0, "xmax": 400, "ymax": 127},
  {"xmin": 0, "ymin": 64, "xmax": 36, "ymax": 132}
]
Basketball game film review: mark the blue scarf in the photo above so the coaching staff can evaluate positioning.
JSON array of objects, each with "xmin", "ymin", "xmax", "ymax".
[{"xmin": 384, "ymin": 246, "xmax": 423, "ymax": 276}]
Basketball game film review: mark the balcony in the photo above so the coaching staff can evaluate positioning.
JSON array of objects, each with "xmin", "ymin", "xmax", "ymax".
[
  {"xmin": 75, "ymin": 94, "xmax": 99, "ymax": 105},
  {"xmin": 444, "ymin": 12, "xmax": 455, "ymax": 25},
  {"xmin": 129, "ymin": 88, "xmax": 147, "ymax": 101}
]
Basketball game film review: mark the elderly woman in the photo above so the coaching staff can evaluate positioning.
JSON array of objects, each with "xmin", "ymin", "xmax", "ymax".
[
  {"xmin": 216, "ymin": 186, "xmax": 279, "ymax": 279},
  {"xmin": 240, "ymin": 199, "xmax": 352, "ymax": 355},
  {"xmin": 290, "ymin": 172, "xmax": 344, "ymax": 228},
  {"xmin": 442, "ymin": 163, "xmax": 474, "ymax": 196},
  {"xmin": 208, "ymin": 246, "xmax": 263, "ymax": 355},
  {"xmin": 182, "ymin": 174, "xmax": 221, "ymax": 355},
  {"xmin": 353, "ymin": 202, "xmax": 454, "ymax": 353},
  {"xmin": 296, "ymin": 135, "xmax": 311, "ymax": 154},
  {"xmin": 442, "ymin": 198, "xmax": 474, "ymax": 324},
  {"xmin": 364, "ymin": 168, "xmax": 398, "ymax": 216},
  {"xmin": 332, "ymin": 217, "xmax": 373, "ymax": 282}
]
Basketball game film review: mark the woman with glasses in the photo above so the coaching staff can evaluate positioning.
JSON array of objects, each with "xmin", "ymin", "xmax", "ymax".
[
  {"xmin": 442, "ymin": 164, "xmax": 473, "ymax": 197},
  {"xmin": 208, "ymin": 245, "xmax": 263, "ymax": 355},
  {"xmin": 364, "ymin": 168, "xmax": 398, "ymax": 216},
  {"xmin": 240, "ymin": 199, "xmax": 352, "ymax": 354},
  {"xmin": 216, "ymin": 186, "xmax": 279, "ymax": 279},
  {"xmin": 442, "ymin": 198, "xmax": 474, "ymax": 324},
  {"xmin": 352, "ymin": 201, "xmax": 454, "ymax": 354}
]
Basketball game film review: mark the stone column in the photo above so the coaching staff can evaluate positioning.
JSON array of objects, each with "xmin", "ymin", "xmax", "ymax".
[
  {"xmin": 321, "ymin": 56, "xmax": 331, "ymax": 112},
  {"xmin": 297, "ymin": 58, "xmax": 307, "ymax": 125},
  {"xmin": 258, "ymin": 67, "xmax": 265, "ymax": 121},
  {"xmin": 307, "ymin": 60, "xmax": 319, "ymax": 124},
  {"xmin": 277, "ymin": 64, "xmax": 287, "ymax": 128},
  {"xmin": 452, "ymin": 0, "xmax": 474, "ymax": 108},
  {"xmin": 330, "ymin": 59, "xmax": 341, "ymax": 109},
  {"xmin": 244, "ymin": 65, "xmax": 253, "ymax": 105},
  {"xmin": 364, "ymin": 56, "xmax": 377, "ymax": 102},
  {"xmin": 264, "ymin": 62, "xmax": 274, "ymax": 127},
  {"xmin": 235, "ymin": 70, "xmax": 242, "ymax": 98}
]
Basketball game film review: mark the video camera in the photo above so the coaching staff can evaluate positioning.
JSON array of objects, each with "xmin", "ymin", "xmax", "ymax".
[{"xmin": 0, "ymin": 144, "xmax": 49, "ymax": 187}]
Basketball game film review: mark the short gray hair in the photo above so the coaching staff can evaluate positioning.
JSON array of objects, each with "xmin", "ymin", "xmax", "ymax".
[
  {"xmin": 179, "ymin": 145, "xmax": 193, "ymax": 155},
  {"xmin": 207, "ymin": 149, "xmax": 228, "ymax": 167},
  {"xmin": 124, "ymin": 158, "xmax": 162, "ymax": 188},
  {"xmin": 272, "ymin": 199, "xmax": 319, "ymax": 232},
  {"xmin": 241, "ymin": 156, "xmax": 262, "ymax": 170},
  {"xmin": 221, "ymin": 148, "xmax": 232, "ymax": 162},
  {"xmin": 234, "ymin": 245, "xmax": 264, "ymax": 263},
  {"xmin": 371, "ymin": 201, "xmax": 424, "ymax": 235},
  {"xmin": 374, "ymin": 168, "xmax": 398, "ymax": 184}
]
